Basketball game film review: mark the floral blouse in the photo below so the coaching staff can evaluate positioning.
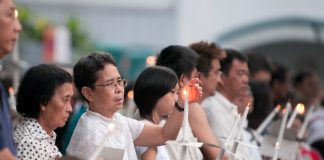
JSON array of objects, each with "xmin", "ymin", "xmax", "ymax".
[{"xmin": 14, "ymin": 117, "xmax": 62, "ymax": 160}]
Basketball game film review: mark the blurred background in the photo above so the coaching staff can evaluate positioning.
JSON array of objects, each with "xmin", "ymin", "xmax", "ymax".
[{"xmin": 2, "ymin": 0, "xmax": 324, "ymax": 89}]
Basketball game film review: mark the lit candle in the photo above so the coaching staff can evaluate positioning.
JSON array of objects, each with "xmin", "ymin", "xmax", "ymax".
[
  {"xmin": 286, "ymin": 103, "xmax": 304, "ymax": 129},
  {"xmin": 89, "ymin": 123, "xmax": 115, "ymax": 160},
  {"xmin": 231, "ymin": 105, "xmax": 250, "ymax": 156},
  {"xmin": 216, "ymin": 115, "xmax": 241, "ymax": 160},
  {"xmin": 256, "ymin": 105, "xmax": 281, "ymax": 134},
  {"xmin": 182, "ymin": 89, "xmax": 189, "ymax": 142},
  {"xmin": 8, "ymin": 87, "xmax": 16, "ymax": 110},
  {"xmin": 297, "ymin": 105, "xmax": 315, "ymax": 139},
  {"xmin": 273, "ymin": 102, "xmax": 291, "ymax": 160}
]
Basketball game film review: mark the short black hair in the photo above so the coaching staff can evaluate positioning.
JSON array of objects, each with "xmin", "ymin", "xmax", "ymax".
[
  {"xmin": 16, "ymin": 64, "xmax": 73, "ymax": 118},
  {"xmin": 156, "ymin": 45, "xmax": 198, "ymax": 78},
  {"xmin": 292, "ymin": 69, "xmax": 315, "ymax": 87},
  {"xmin": 134, "ymin": 66, "xmax": 178, "ymax": 121},
  {"xmin": 73, "ymin": 52, "xmax": 116, "ymax": 101},
  {"xmin": 220, "ymin": 49, "xmax": 248, "ymax": 75},
  {"xmin": 270, "ymin": 64, "xmax": 289, "ymax": 86},
  {"xmin": 190, "ymin": 41, "xmax": 223, "ymax": 76},
  {"xmin": 247, "ymin": 52, "xmax": 272, "ymax": 77}
]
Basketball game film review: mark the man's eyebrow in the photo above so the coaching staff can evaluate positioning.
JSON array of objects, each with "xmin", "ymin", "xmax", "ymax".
[{"xmin": 104, "ymin": 77, "xmax": 121, "ymax": 83}]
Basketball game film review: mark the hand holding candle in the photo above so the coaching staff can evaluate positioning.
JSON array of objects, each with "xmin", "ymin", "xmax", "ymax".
[{"xmin": 178, "ymin": 78, "xmax": 202, "ymax": 106}]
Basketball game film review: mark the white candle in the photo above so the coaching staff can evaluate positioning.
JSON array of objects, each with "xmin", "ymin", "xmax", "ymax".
[
  {"xmin": 89, "ymin": 123, "xmax": 115, "ymax": 160},
  {"xmin": 231, "ymin": 106, "xmax": 250, "ymax": 157},
  {"xmin": 236, "ymin": 106, "xmax": 250, "ymax": 140},
  {"xmin": 216, "ymin": 115, "xmax": 241, "ymax": 160},
  {"xmin": 256, "ymin": 105, "xmax": 281, "ymax": 134},
  {"xmin": 225, "ymin": 115, "xmax": 241, "ymax": 147},
  {"xmin": 182, "ymin": 89, "xmax": 189, "ymax": 142},
  {"xmin": 272, "ymin": 142, "xmax": 280, "ymax": 160},
  {"xmin": 8, "ymin": 87, "xmax": 16, "ymax": 111},
  {"xmin": 273, "ymin": 102, "xmax": 291, "ymax": 160},
  {"xmin": 286, "ymin": 103, "xmax": 304, "ymax": 129},
  {"xmin": 297, "ymin": 105, "xmax": 314, "ymax": 139}
]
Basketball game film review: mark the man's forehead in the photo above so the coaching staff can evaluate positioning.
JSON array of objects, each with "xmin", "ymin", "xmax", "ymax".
[{"xmin": 96, "ymin": 65, "xmax": 121, "ymax": 81}]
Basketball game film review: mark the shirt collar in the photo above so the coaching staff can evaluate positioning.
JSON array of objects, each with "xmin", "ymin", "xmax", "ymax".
[
  {"xmin": 87, "ymin": 110, "xmax": 118, "ymax": 123},
  {"xmin": 214, "ymin": 91, "xmax": 239, "ymax": 117},
  {"xmin": 22, "ymin": 117, "xmax": 56, "ymax": 140}
]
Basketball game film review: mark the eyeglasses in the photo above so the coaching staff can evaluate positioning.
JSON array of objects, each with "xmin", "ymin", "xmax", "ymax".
[
  {"xmin": 7, "ymin": 9, "xmax": 18, "ymax": 20},
  {"xmin": 95, "ymin": 79, "xmax": 128, "ymax": 90}
]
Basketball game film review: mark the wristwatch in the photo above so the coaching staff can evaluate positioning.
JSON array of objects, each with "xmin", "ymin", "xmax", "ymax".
[{"xmin": 175, "ymin": 101, "xmax": 184, "ymax": 112}]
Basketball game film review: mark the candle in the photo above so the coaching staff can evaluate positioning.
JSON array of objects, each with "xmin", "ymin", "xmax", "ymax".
[
  {"xmin": 182, "ymin": 89, "xmax": 189, "ymax": 142},
  {"xmin": 297, "ymin": 105, "xmax": 314, "ymax": 139},
  {"xmin": 256, "ymin": 105, "xmax": 281, "ymax": 134},
  {"xmin": 89, "ymin": 123, "xmax": 115, "ymax": 160},
  {"xmin": 8, "ymin": 87, "xmax": 16, "ymax": 111},
  {"xmin": 273, "ymin": 102, "xmax": 291, "ymax": 160},
  {"xmin": 216, "ymin": 115, "xmax": 241, "ymax": 160},
  {"xmin": 231, "ymin": 105, "xmax": 250, "ymax": 157},
  {"xmin": 272, "ymin": 142, "xmax": 280, "ymax": 160},
  {"xmin": 286, "ymin": 103, "xmax": 304, "ymax": 129}
]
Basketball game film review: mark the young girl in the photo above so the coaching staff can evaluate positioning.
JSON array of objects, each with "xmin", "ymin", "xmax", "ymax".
[{"xmin": 134, "ymin": 66, "xmax": 179, "ymax": 160}]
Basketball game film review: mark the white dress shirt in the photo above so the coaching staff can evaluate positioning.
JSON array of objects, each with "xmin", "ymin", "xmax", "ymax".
[
  {"xmin": 67, "ymin": 110, "xmax": 144, "ymax": 160},
  {"xmin": 202, "ymin": 92, "xmax": 261, "ymax": 160},
  {"xmin": 14, "ymin": 117, "xmax": 62, "ymax": 160}
]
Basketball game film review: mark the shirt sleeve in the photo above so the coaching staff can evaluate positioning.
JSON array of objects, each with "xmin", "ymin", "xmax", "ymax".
[
  {"xmin": 135, "ymin": 145, "xmax": 148, "ymax": 157},
  {"xmin": 126, "ymin": 117, "xmax": 144, "ymax": 140}
]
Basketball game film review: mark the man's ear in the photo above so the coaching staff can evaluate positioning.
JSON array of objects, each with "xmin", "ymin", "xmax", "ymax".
[
  {"xmin": 178, "ymin": 74, "xmax": 190, "ymax": 88},
  {"xmin": 81, "ymin": 86, "xmax": 94, "ymax": 102},
  {"xmin": 219, "ymin": 73, "xmax": 225, "ymax": 86}
]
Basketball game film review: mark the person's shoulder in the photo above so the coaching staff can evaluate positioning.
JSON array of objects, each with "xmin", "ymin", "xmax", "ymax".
[
  {"xmin": 13, "ymin": 122, "xmax": 30, "ymax": 142},
  {"xmin": 72, "ymin": 112, "xmax": 96, "ymax": 134}
]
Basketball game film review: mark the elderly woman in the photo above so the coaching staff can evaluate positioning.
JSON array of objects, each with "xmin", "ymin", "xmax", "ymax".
[{"xmin": 14, "ymin": 64, "xmax": 73, "ymax": 159}]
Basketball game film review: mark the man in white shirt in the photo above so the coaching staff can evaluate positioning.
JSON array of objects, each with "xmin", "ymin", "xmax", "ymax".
[
  {"xmin": 202, "ymin": 49, "xmax": 261, "ymax": 160},
  {"xmin": 67, "ymin": 52, "xmax": 200, "ymax": 160}
]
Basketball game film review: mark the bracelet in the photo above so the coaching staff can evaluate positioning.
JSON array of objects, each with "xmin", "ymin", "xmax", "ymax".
[{"xmin": 175, "ymin": 101, "xmax": 184, "ymax": 112}]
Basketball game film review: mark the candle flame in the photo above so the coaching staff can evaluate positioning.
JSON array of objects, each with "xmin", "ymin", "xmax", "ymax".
[
  {"xmin": 296, "ymin": 103, "xmax": 305, "ymax": 115},
  {"xmin": 8, "ymin": 87, "xmax": 14, "ymax": 94},
  {"xmin": 282, "ymin": 108, "xmax": 286, "ymax": 114},
  {"xmin": 183, "ymin": 89, "xmax": 188, "ymax": 96},
  {"xmin": 276, "ymin": 105, "xmax": 281, "ymax": 111},
  {"xmin": 247, "ymin": 102, "xmax": 251, "ymax": 107},
  {"xmin": 127, "ymin": 90, "xmax": 134, "ymax": 100}
]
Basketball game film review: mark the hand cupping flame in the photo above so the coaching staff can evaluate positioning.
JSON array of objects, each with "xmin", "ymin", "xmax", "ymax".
[{"xmin": 179, "ymin": 78, "xmax": 202, "ymax": 105}]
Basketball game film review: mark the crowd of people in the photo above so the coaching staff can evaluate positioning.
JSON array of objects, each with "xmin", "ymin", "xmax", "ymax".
[{"xmin": 1, "ymin": 0, "xmax": 324, "ymax": 159}]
